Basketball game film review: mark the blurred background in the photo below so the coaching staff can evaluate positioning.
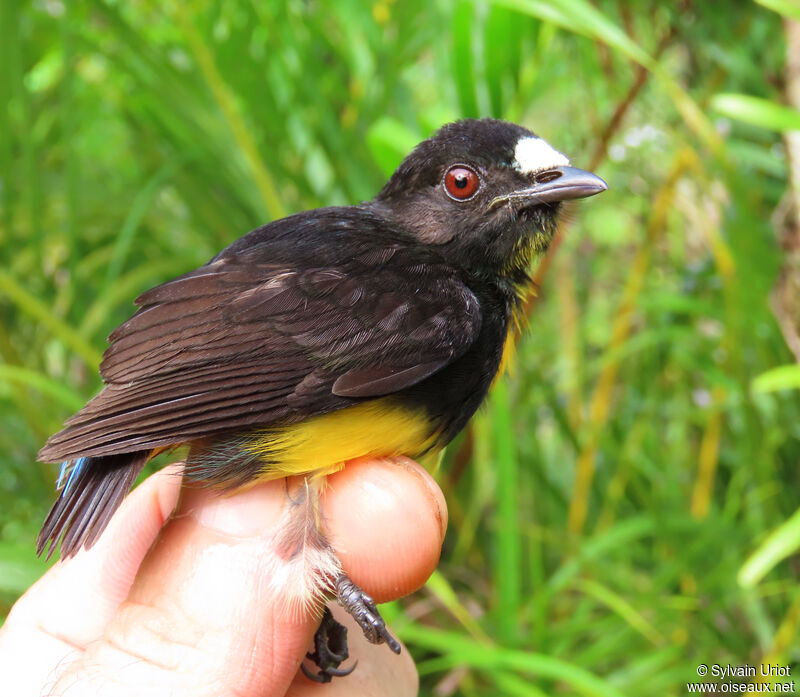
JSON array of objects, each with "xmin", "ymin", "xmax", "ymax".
[{"xmin": 2, "ymin": 1, "xmax": 800, "ymax": 695}]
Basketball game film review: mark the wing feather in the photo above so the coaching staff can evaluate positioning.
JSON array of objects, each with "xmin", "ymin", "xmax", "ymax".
[{"xmin": 40, "ymin": 211, "xmax": 482, "ymax": 463}]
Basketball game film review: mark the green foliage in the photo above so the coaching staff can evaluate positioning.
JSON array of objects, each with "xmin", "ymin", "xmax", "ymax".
[
  {"xmin": 1, "ymin": 1, "xmax": 798, "ymax": 695},
  {"xmin": 712, "ymin": 93, "xmax": 800, "ymax": 133},
  {"xmin": 756, "ymin": 0, "xmax": 800, "ymax": 21}
]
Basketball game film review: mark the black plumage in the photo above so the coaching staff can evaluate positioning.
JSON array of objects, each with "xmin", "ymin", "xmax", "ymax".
[
  {"xmin": 40, "ymin": 211, "xmax": 481, "ymax": 463},
  {"xmin": 36, "ymin": 119, "xmax": 606, "ymax": 675}
]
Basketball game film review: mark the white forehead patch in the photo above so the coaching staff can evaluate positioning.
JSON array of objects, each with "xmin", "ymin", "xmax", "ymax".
[{"xmin": 513, "ymin": 136, "xmax": 570, "ymax": 174}]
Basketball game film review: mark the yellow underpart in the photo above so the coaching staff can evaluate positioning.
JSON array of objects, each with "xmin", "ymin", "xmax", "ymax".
[
  {"xmin": 244, "ymin": 397, "xmax": 442, "ymax": 480},
  {"xmin": 495, "ymin": 329, "xmax": 517, "ymax": 384},
  {"xmin": 493, "ymin": 294, "xmax": 531, "ymax": 387}
]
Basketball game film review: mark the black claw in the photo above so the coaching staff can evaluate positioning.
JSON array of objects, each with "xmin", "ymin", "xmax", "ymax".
[
  {"xmin": 381, "ymin": 627, "xmax": 402, "ymax": 654},
  {"xmin": 303, "ymin": 606, "xmax": 357, "ymax": 683},
  {"xmin": 301, "ymin": 663, "xmax": 330, "ymax": 683},
  {"xmin": 335, "ymin": 574, "xmax": 401, "ymax": 652},
  {"xmin": 325, "ymin": 662, "xmax": 359, "ymax": 677}
]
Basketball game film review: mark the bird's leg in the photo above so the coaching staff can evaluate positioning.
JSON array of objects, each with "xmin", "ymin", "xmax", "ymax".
[
  {"xmin": 335, "ymin": 574, "xmax": 402, "ymax": 653},
  {"xmin": 277, "ymin": 476, "xmax": 400, "ymax": 682}
]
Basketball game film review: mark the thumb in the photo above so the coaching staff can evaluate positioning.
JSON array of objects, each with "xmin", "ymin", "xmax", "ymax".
[
  {"xmin": 53, "ymin": 479, "xmax": 317, "ymax": 697},
  {"xmin": 49, "ymin": 456, "xmax": 441, "ymax": 697}
]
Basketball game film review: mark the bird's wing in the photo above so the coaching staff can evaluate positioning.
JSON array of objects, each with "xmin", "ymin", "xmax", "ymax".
[{"xmin": 39, "ymin": 244, "xmax": 481, "ymax": 461}]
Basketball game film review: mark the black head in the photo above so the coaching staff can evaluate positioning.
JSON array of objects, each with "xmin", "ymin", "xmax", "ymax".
[{"xmin": 373, "ymin": 118, "xmax": 606, "ymax": 279}]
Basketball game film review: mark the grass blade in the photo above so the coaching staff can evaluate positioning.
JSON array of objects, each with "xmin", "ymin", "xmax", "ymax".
[
  {"xmin": 401, "ymin": 623, "xmax": 629, "ymax": 697},
  {"xmin": 739, "ymin": 508, "xmax": 800, "ymax": 588},
  {"xmin": 752, "ymin": 364, "xmax": 800, "ymax": 393},
  {"xmin": 712, "ymin": 93, "xmax": 800, "ymax": 132},
  {"xmin": 0, "ymin": 365, "xmax": 84, "ymax": 411},
  {"xmin": 0, "ymin": 271, "xmax": 101, "ymax": 368},
  {"xmin": 490, "ymin": 379, "xmax": 522, "ymax": 643}
]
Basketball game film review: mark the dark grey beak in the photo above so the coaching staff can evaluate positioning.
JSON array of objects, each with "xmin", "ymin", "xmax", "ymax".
[{"xmin": 488, "ymin": 166, "xmax": 608, "ymax": 210}]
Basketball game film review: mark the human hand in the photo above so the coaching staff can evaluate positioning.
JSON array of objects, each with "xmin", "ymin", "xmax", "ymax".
[{"xmin": 0, "ymin": 457, "xmax": 447, "ymax": 696}]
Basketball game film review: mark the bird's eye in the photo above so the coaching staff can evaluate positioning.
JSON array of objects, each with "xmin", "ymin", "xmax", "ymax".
[{"xmin": 443, "ymin": 165, "xmax": 480, "ymax": 201}]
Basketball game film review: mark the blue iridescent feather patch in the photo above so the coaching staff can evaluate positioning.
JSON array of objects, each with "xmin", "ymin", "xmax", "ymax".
[{"xmin": 56, "ymin": 457, "xmax": 87, "ymax": 493}]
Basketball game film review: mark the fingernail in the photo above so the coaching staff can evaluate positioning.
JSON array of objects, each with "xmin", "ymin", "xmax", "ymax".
[{"xmin": 390, "ymin": 456, "xmax": 449, "ymax": 542}]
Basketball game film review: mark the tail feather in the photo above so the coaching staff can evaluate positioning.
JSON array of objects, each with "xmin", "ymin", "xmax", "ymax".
[{"xmin": 37, "ymin": 451, "xmax": 150, "ymax": 560}]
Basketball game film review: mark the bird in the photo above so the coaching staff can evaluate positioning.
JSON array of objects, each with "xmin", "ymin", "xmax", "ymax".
[{"xmin": 37, "ymin": 118, "xmax": 606, "ymax": 681}]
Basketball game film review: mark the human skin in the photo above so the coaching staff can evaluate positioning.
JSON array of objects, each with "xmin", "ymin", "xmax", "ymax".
[{"xmin": 0, "ymin": 457, "xmax": 447, "ymax": 697}]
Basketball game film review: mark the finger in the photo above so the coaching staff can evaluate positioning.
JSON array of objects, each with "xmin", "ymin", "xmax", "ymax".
[
  {"xmin": 52, "ymin": 478, "xmax": 318, "ymax": 697},
  {"xmin": 323, "ymin": 456, "xmax": 448, "ymax": 602},
  {"xmin": 0, "ymin": 465, "xmax": 181, "ymax": 697},
  {"xmin": 38, "ymin": 455, "xmax": 444, "ymax": 696},
  {"xmin": 287, "ymin": 603, "xmax": 418, "ymax": 697}
]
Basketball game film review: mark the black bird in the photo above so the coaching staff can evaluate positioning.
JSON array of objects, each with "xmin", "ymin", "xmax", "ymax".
[{"xmin": 37, "ymin": 118, "xmax": 607, "ymax": 680}]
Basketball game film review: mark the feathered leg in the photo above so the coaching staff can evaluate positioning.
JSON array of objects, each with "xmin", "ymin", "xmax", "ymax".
[{"xmin": 273, "ymin": 476, "xmax": 400, "ymax": 682}]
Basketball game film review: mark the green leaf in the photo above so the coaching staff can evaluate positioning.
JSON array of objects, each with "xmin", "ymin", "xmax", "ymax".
[
  {"xmin": 0, "ymin": 271, "xmax": 102, "ymax": 368},
  {"xmin": 574, "ymin": 578, "xmax": 664, "ymax": 646},
  {"xmin": 751, "ymin": 364, "xmax": 800, "ymax": 393},
  {"xmin": 486, "ymin": 0, "xmax": 720, "ymax": 150},
  {"xmin": 484, "ymin": 5, "xmax": 516, "ymax": 118},
  {"xmin": 102, "ymin": 160, "xmax": 182, "ymax": 299},
  {"xmin": 711, "ymin": 93, "xmax": 800, "ymax": 132},
  {"xmin": 0, "ymin": 365, "xmax": 84, "ymax": 411},
  {"xmin": 739, "ymin": 508, "xmax": 800, "ymax": 588},
  {"xmin": 365, "ymin": 117, "xmax": 420, "ymax": 177},
  {"xmin": 490, "ymin": 380, "xmax": 522, "ymax": 643},
  {"xmin": 489, "ymin": 0, "xmax": 650, "ymax": 67},
  {"xmin": 452, "ymin": 0, "xmax": 480, "ymax": 118},
  {"xmin": 400, "ymin": 623, "xmax": 629, "ymax": 697},
  {"xmin": 755, "ymin": 0, "xmax": 800, "ymax": 20},
  {"xmin": 425, "ymin": 570, "xmax": 492, "ymax": 643}
]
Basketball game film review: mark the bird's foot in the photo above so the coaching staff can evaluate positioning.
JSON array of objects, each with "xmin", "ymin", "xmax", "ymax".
[
  {"xmin": 335, "ymin": 573, "xmax": 401, "ymax": 653},
  {"xmin": 302, "ymin": 606, "xmax": 357, "ymax": 683},
  {"xmin": 301, "ymin": 575, "xmax": 400, "ymax": 682}
]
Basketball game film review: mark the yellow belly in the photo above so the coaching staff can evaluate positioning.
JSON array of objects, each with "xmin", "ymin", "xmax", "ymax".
[
  {"xmin": 492, "ymin": 326, "xmax": 518, "ymax": 389},
  {"xmin": 244, "ymin": 397, "xmax": 443, "ymax": 480}
]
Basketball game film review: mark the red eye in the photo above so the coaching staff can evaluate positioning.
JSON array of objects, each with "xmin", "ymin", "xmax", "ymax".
[{"xmin": 443, "ymin": 165, "xmax": 480, "ymax": 200}]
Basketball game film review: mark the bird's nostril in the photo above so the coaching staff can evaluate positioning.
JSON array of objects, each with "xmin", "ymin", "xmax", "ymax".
[{"xmin": 535, "ymin": 170, "xmax": 562, "ymax": 184}]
